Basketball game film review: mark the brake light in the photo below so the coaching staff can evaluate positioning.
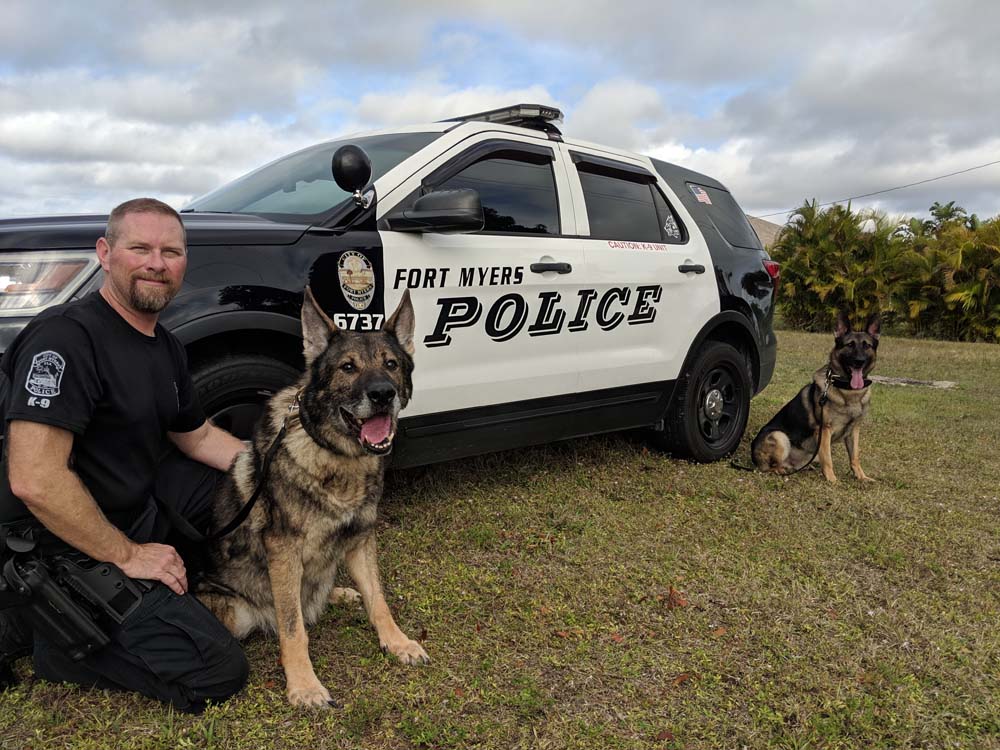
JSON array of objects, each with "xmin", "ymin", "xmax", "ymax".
[{"xmin": 762, "ymin": 259, "xmax": 780, "ymax": 292}]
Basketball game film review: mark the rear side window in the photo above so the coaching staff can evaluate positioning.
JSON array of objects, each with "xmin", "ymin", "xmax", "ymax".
[
  {"xmin": 437, "ymin": 153, "xmax": 559, "ymax": 235},
  {"xmin": 577, "ymin": 164, "xmax": 686, "ymax": 244},
  {"xmin": 687, "ymin": 183, "xmax": 761, "ymax": 250}
]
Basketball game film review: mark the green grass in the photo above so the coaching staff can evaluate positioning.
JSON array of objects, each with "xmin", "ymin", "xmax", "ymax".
[{"xmin": 3, "ymin": 330, "xmax": 999, "ymax": 749}]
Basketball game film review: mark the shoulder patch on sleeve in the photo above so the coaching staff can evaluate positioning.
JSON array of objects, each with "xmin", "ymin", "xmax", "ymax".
[{"xmin": 25, "ymin": 350, "xmax": 66, "ymax": 397}]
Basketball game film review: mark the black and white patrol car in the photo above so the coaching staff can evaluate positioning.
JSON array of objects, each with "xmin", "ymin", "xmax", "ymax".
[{"xmin": 0, "ymin": 104, "xmax": 778, "ymax": 466}]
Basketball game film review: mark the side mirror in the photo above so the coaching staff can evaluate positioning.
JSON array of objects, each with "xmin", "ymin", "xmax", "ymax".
[
  {"xmin": 384, "ymin": 189, "xmax": 485, "ymax": 234},
  {"xmin": 331, "ymin": 145, "xmax": 372, "ymax": 207}
]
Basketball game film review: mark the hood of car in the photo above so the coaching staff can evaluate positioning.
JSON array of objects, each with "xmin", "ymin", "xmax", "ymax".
[{"xmin": 0, "ymin": 212, "xmax": 310, "ymax": 250}]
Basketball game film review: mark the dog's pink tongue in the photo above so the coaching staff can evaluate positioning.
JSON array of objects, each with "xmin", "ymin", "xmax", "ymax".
[
  {"xmin": 360, "ymin": 414, "xmax": 392, "ymax": 444},
  {"xmin": 850, "ymin": 368, "xmax": 865, "ymax": 389}
]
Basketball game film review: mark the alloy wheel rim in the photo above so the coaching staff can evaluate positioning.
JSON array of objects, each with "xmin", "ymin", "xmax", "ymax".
[{"xmin": 697, "ymin": 365, "xmax": 744, "ymax": 447}]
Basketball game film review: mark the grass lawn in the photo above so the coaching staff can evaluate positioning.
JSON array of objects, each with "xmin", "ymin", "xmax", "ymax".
[{"xmin": 2, "ymin": 329, "xmax": 998, "ymax": 749}]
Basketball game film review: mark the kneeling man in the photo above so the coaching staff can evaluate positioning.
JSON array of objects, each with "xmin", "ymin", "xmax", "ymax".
[{"xmin": 0, "ymin": 199, "xmax": 248, "ymax": 712}]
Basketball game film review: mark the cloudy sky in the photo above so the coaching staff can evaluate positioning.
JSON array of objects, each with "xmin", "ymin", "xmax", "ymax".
[{"xmin": 1, "ymin": 0, "xmax": 997, "ymax": 224}]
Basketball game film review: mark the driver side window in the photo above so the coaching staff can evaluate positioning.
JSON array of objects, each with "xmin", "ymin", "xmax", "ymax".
[{"xmin": 435, "ymin": 151, "xmax": 560, "ymax": 235}]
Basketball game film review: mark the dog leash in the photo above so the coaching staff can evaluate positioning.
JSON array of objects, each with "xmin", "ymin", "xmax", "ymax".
[
  {"xmin": 729, "ymin": 368, "xmax": 832, "ymax": 475},
  {"xmin": 158, "ymin": 390, "xmax": 302, "ymax": 543}
]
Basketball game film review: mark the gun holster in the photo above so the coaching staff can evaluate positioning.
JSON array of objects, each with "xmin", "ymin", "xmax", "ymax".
[{"xmin": 0, "ymin": 522, "xmax": 145, "ymax": 661}]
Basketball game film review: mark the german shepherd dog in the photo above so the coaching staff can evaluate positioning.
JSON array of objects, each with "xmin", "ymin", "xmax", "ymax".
[
  {"xmin": 751, "ymin": 311, "xmax": 880, "ymax": 482},
  {"xmin": 195, "ymin": 287, "xmax": 427, "ymax": 708}
]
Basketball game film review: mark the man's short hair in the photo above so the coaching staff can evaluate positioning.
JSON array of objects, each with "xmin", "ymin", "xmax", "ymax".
[{"xmin": 105, "ymin": 198, "xmax": 186, "ymax": 248}]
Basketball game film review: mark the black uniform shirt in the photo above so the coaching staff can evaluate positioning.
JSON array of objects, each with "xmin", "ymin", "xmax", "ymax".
[{"xmin": 0, "ymin": 292, "xmax": 205, "ymax": 527}]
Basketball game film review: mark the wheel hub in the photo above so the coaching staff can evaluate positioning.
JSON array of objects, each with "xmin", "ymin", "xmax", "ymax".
[{"xmin": 703, "ymin": 388, "xmax": 724, "ymax": 420}]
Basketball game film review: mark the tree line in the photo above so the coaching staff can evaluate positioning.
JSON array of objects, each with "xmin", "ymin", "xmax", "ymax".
[{"xmin": 771, "ymin": 200, "xmax": 999, "ymax": 342}]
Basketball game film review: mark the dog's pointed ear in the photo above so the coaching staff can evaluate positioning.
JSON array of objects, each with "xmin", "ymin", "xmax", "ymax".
[
  {"xmin": 301, "ymin": 285, "xmax": 339, "ymax": 365},
  {"xmin": 384, "ymin": 289, "xmax": 415, "ymax": 356},
  {"xmin": 834, "ymin": 310, "xmax": 851, "ymax": 340},
  {"xmin": 865, "ymin": 311, "xmax": 881, "ymax": 341}
]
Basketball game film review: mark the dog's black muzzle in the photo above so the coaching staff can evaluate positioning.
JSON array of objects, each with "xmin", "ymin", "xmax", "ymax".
[
  {"xmin": 340, "ymin": 375, "xmax": 400, "ymax": 456},
  {"xmin": 839, "ymin": 352, "xmax": 872, "ymax": 372},
  {"xmin": 366, "ymin": 383, "xmax": 397, "ymax": 408}
]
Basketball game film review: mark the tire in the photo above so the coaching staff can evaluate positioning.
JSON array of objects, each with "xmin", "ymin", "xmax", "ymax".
[
  {"xmin": 191, "ymin": 354, "xmax": 301, "ymax": 440},
  {"xmin": 653, "ymin": 341, "xmax": 751, "ymax": 462}
]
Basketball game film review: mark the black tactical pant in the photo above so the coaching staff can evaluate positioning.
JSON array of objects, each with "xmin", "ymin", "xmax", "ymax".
[{"xmin": 32, "ymin": 451, "xmax": 248, "ymax": 713}]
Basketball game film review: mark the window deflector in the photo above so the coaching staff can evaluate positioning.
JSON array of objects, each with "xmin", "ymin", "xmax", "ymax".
[
  {"xmin": 570, "ymin": 152, "xmax": 656, "ymax": 184},
  {"xmin": 423, "ymin": 139, "xmax": 555, "ymax": 190}
]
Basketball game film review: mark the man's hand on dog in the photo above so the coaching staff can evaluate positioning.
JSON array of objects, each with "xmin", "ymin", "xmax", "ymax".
[{"xmin": 121, "ymin": 543, "xmax": 188, "ymax": 594}]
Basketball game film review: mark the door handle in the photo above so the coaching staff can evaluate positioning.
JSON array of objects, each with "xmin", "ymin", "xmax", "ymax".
[
  {"xmin": 530, "ymin": 262, "xmax": 572, "ymax": 274},
  {"xmin": 677, "ymin": 264, "xmax": 706, "ymax": 274}
]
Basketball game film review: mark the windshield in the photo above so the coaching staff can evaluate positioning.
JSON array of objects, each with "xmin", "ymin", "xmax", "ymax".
[{"xmin": 184, "ymin": 132, "xmax": 440, "ymax": 218}]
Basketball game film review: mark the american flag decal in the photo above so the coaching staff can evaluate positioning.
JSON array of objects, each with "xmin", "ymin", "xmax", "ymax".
[{"xmin": 690, "ymin": 185, "xmax": 713, "ymax": 205}]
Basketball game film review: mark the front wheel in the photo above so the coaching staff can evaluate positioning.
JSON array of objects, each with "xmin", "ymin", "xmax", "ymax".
[
  {"xmin": 653, "ymin": 341, "xmax": 751, "ymax": 462},
  {"xmin": 191, "ymin": 354, "xmax": 301, "ymax": 439}
]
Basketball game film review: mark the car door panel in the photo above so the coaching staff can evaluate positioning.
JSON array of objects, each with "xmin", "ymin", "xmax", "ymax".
[
  {"xmin": 561, "ymin": 145, "xmax": 719, "ymax": 392},
  {"xmin": 377, "ymin": 135, "xmax": 584, "ymax": 419}
]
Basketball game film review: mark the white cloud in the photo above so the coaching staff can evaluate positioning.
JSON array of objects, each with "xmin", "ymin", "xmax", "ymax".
[
  {"xmin": 354, "ymin": 83, "xmax": 558, "ymax": 128},
  {"xmin": 567, "ymin": 79, "xmax": 668, "ymax": 152},
  {"xmin": 0, "ymin": 110, "xmax": 323, "ymax": 169},
  {"xmin": 0, "ymin": 1, "xmax": 998, "ymax": 221},
  {"xmin": 0, "ymin": 112, "xmax": 330, "ymax": 215}
]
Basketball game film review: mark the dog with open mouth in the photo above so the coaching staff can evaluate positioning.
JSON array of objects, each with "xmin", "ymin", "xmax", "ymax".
[
  {"xmin": 195, "ymin": 286, "xmax": 426, "ymax": 708},
  {"xmin": 751, "ymin": 310, "xmax": 880, "ymax": 482}
]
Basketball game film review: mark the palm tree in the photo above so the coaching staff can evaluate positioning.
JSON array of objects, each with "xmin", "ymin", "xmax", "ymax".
[{"xmin": 928, "ymin": 200, "xmax": 968, "ymax": 234}]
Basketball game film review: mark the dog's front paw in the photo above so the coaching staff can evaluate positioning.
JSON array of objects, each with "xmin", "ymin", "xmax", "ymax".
[
  {"xmin": 329, "ymin": 587, "xmax": 363, "ymax": 606},
  {"xmin": 854, "ymin": 473, "xmax": 875, "ymax": 483},
  {"xmin": 287, "ymin": 679, "xmax": 337, "ymax": 709},
  {"xmin": 382, "ymin": 637, "xmax": 430, "ymax": 665}
]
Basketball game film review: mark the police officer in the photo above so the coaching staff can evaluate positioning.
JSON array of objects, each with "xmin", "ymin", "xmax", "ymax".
[{"xmin": 0, "ymin": 198, "xmax": 248, "ymax": 711}]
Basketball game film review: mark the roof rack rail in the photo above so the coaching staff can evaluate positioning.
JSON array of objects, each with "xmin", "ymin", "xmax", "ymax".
[{"xmin": 440, "ymin": 103, "xmax": 564, "ymax": 136}]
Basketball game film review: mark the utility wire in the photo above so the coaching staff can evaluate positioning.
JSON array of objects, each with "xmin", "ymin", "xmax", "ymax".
[{"xmin": 755, "ymin": 157, "xmax": 1000, "ymax": 219}]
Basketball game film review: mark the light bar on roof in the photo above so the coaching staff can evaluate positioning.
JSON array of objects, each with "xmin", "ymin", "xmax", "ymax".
[{"xmin": 442, "ymin": 103, "xmax": 564, "ymax": 128}]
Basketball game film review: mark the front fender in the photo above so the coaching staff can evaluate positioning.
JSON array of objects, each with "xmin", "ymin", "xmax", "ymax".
[
  {"xmin": 162, "ymin": 285, "xmax": 303, "ymax": 345},
  {"xmin": 171, "ymin": 309, "xmax": 302, "ymax": 346}
]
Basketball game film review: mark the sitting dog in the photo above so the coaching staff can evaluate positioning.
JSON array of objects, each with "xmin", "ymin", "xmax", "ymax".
[
  {"xmin": 196, "ymin": 287, "xmax": 427, "ymax": 708},
  {"xmin": 751, "ymin": 311, "xmax": 880, "ymax": 482}
]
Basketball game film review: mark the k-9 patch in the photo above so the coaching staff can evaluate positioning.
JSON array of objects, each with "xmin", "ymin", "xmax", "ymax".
[{"xmin": 25, "ymin": 350, "xmax": 65, "ymax": 397}]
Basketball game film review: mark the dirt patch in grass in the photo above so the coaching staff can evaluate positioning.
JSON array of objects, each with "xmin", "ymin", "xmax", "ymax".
[{"xmin": 2, "ymin": 330, "xmax": 998, "ymax": 748}]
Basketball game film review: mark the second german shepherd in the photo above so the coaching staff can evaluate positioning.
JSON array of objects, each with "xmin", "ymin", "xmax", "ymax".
[
  {"xmin": 751, "ymin": 311, "xmax": 880, "ymax": 482},
  {"xmin": 196, "ymin": 287, "xmax": 426, "ymax": 708}
]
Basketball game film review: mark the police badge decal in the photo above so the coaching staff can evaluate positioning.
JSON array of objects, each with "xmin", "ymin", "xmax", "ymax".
[
  {"xmin": 25, "ymin": 350, "xmax": 65, "ymax": 398},
  {"xmin": 337, "ymin": 251, "xmax": 375, "ymax": 311}
]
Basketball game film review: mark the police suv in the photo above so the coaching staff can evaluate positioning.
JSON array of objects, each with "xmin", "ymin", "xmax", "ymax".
[{"xmin": 0, "ymin": 104, "xmax": 778, "ymax": 467}]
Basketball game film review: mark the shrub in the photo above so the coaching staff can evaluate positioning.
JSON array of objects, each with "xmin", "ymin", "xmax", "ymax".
[
  {"xmin": 771, "ymin": 201, "xmax": 903, "ymax": 332},
  {"xmin": 771, "ymin": 202, "xmax": 999, "ymax": 342}
]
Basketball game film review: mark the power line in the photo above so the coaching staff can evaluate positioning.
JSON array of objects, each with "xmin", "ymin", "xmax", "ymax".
[{"xmin": 755, "ymin": 157, "xmax": 1000, "ymax": 219}]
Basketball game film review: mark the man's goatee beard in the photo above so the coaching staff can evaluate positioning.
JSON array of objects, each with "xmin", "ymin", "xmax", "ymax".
[{"xmin": 128, "ymin": 281, "xmax": 177, "ymax": 313}]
